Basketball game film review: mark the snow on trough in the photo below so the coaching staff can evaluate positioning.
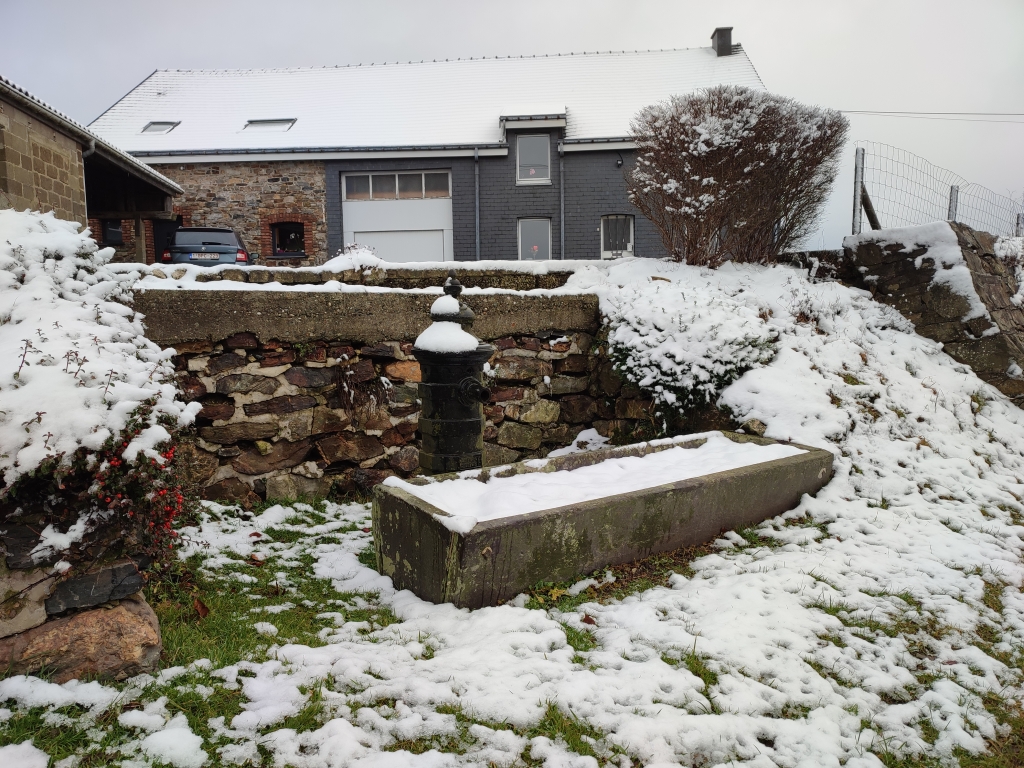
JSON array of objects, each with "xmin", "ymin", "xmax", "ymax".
[{"xmin": 3, "ymin": 246, "xmax": 1024, "ymax": 766}]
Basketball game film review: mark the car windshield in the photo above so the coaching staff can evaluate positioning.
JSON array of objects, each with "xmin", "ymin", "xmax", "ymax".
[{"xmin": 173, "ymin": 231, "xmax": 237, "ymax": 247}]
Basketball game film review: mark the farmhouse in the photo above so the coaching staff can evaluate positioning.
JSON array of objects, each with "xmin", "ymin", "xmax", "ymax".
[
  {"xmin": 89, "ymin": 28, "xmax": 763, "ymax": 265},
  {"xmin": 0, "ymin": 75, "xmax": 182, "ymax": 261}
]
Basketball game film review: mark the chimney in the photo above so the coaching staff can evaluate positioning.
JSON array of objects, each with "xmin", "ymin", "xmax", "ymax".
[{"xmin": 711, "ymin": 27, "xmax": 733, "ymax": 57}]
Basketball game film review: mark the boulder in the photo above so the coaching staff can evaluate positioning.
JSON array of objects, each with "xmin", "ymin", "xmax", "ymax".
[
  {"xmin": 0, "ymin": 592, "xmax": 161, "ymax": 683},
  {"xmin": 45, "ymin": 558, "xmax": 146, "ymax": 615}
]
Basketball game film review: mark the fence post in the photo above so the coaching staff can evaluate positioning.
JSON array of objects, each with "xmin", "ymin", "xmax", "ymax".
[
  {"xmin": 1017, "ymin": 213, "xmax": 1023, "ymax": 238},
  {"xmin": 852, "ymin": 147, "xmax": 865, "ymax": 235},
  {"xmin": 947, "ymin": 185, "xmax": 959, "ymax": 222}
]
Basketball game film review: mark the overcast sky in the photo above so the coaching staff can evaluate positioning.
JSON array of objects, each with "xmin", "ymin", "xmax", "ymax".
[{"xmin": 2, "ymin": 0, "xmax": 1022, "ymax": 248}]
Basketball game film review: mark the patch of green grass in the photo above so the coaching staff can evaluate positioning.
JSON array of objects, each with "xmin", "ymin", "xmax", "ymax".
[
  {"xmin": 524, "ymin": 702, "xmax": 605, "ymax": 760},
  {"xmin": 560, "ymin": 623, "xmax": 596, "ymax": 653},
  {"xmin": 842, "ymin": 373, "xmax": 865, "ymax": 386}
]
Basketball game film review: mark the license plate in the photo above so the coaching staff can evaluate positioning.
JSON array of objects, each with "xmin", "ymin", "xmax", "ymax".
[{"xmin": 190, "ymin": 252, "xmax": 220, "ymax": 260}]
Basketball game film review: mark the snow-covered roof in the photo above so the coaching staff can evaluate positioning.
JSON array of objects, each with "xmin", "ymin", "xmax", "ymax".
[
  {"xmin": 0, "ymin": 75, "xmax": 182, "ymax": 196},
  {"xmin": 89, "ymin": 46, "xmax": 764, "ymax": 159}
]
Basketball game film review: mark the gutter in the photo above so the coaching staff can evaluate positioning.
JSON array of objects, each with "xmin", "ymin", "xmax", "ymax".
[{"xmin": 131, "ymin": 142, "xmax": 509, "ymax": 158}]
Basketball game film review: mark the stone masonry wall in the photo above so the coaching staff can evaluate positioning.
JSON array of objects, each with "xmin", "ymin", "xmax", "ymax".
[
  {"xmin": 0, "ymin": 97, "xmax": 86, "ymax": 223},
  {"xmin": 844, "ymin": 222, "xmax": 1024, "ymax": 403},
  {"xmin": 175, "ymin": 329, "xmax": 654, "ymax": 505},
  {"xmin": 151, "ymin": 160, "xmax": 328, "ymax": 266}
]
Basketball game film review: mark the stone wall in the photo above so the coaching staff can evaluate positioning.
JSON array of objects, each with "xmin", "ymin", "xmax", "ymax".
[
  {"xmin": 150, "ymin": 160, "xmax": 328, "ymax": 266},
  {"xmin": 0, "ymin": 96, "xmax": 86, "ymax": 223},
  {"xmin": 844, "ymin": 222, "xmax": 1024, "ymax": 403}
]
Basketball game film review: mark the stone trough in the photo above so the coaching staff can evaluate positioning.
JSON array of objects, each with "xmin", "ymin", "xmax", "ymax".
[{"xmin": 373, "ymin": 431, "xmax": 834, "ymax": 608}]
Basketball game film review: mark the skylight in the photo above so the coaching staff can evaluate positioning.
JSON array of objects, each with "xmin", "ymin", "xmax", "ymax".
[
  {"xmin": 243, "ymin": 119, "xmax": 296, "ymax": 132},
  {"xmin": 141, "ymin": 121, "xmax": 179, "ymax": 134}
]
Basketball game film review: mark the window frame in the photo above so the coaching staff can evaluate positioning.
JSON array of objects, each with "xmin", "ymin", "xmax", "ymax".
[
  {"xmin": 341, "ymin": 171, "xmax": 451, "ymax": 201},
  {"xmin": 516, "ymin": 134, "xmax": 552, "ymax": 185},
  {"xmin": 101, "ymin": 219, "xmax": 124, "ymax": 246},
  {"xmin": 140, "ymin": 121, "xmax": 179, "ymax": 135},
  {"xmin": 600, "ymin": 215, "xmax": 634, "ymax": 259},
  {"xmin": 270, "ymin": 221, "xmax": 306, "ymax": 257},
  {"xmin": 243, "ymin": 119, "xmax": 296, "ymax": 132},
  {"xmin": 517, "ymin": 218, "xmax": 552, "ymax": 261}
]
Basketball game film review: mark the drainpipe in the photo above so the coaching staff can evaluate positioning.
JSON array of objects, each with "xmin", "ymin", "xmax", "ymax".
[
  {"xmin": 474, "ymin": 148, "xmax": 481, "ymax": 261},
  {"xmin": 558, "ymin": 140, "xmax": 565, "ymax": 260},
  {"xmin": 81, "ymin": 138, "xmax": 96, "ymax": 158}
]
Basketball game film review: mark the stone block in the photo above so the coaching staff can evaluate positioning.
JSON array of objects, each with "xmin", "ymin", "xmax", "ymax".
[
  {"xmin": 197, "ymin": 397, "xmax": 235, "ymax": 421},
  {"xmin": 1, "ymin": 522, "xmax": 58, "ymax": 569},
  {"xmin": 390, "ymin": 382, "xmax": 420, "ymax": 404},
  {"xmin": 208, "ymin": 353, "xmax": 247, "ymax": 375},
  {"xmin": 284, "ymin": 366, "xmax": 336, "ymax": 388},
  {"xmin": 497, "ymin": 421, "xmax": 542, "ymax": 450},
  {"xmin": 548, "ymin": 375, "xmax": 589, "ymax": 395},
  {"xmin": 616, "ymin": 398, "xmax": 653, "ymax": 420},
  {"xmin": 200, "ymin": 422, "xmax": 278, "ymax": 444},
  {"xmin": 225, "ymin": 332, "xmax": 259, "ymax": 349},
  {"xmin": 361, "ymin": 342, "xmax": 403, "ymax": 359},
  {"xmin": 388, "ymin": 446, "xmax": 419, "ymax": 473},
  {"xmin": 317, "ymin": 433, "xmax": 384, "ymax": 463},
  {"xmin": 243, "ymin": 394, "xmax": 318, "ymax": 416},
  {"xmin": 265, "ymin": 473, "xmax": 331, "ymax": 500},
  {"xmin": 492, "ymin": 356, "xmax": 552, "ymax": 382},
  {"xmin": 553, "ymin": 355, "xmax": 589, "ymax": 374},
  {"xmin": 44, "ymin": 559, "xmax": 146, "ymax": 615},
  {"xmin": 202, "ymin": 478, "xmax": 261, "ymax": 507},
  {"xmin": 518, "ymin": 399, "xmax": 561, "ymax": 424},
  {"xmin": 176, "ymin": 442, "xmax": 220, "ymax": 486},
  {"xmin": 0, "ymin": 592, "xmax": 161, "ymax": 683},
  {"xmin": 488, "ymin": 386, "xmax": 526, "ymax": 403},
  {"xmin": 373, "ymin": 432, "xmax": 835, "ymax": 608},
  {"xmin": 384, "ymin": 360, "xmax": 422, "ymax": 382},
  {"xmin": 233, "ymin": 438, "xmax": 312, "ymax": 475},
  {"xmin": 216, "ymin": 373, "xmax": 279, "ymax": 396},
  {"xmin": 560, "ymin": 394, "xmax": 598, "ymax": 424},
  {"xmin": 0, "ymin": 563, "xmax": 55, "ymax": 639},
  {"xmin": 483, "ymin": 443, "xmax": 520, "ymax": 466},
  {"xmin": 179, "ymin": 376, "xmax": 207, "ymax": 401},
  {"xmin": 260, "ymin": 349, "xmax": 296, "ymax": 367},
  {"xmin": 341, "ymin": 358, "xmax": 376, "ymax": 383},
  {"xmin": 311, "ymin": 406, "xmax": 352, "ymax": 435}
]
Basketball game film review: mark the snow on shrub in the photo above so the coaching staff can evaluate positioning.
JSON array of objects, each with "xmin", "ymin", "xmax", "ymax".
[
  {"xmin": 627, "ymin": 85, "xmax": 848, "ymax": 266},
  {"xmin": 604, "ymin": 278, "xmax": 776, "ymax": 422},
  {"xmin": 0, "ymin": 210, "xmax": 199, "ymax": 564}
]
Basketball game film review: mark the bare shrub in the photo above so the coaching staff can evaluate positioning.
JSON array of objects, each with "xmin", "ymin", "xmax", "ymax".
[{"xmin": 627, "ymin": 85, "xmax": 849, "ymax": 266}]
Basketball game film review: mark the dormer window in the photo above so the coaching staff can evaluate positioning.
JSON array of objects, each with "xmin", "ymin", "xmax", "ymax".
[
  {"xmin": 243, "ymin": 119, "xmax": 296, "ymax": 132},
  {"xmin": 141, "ymin": 121, "xmax": 179, "ymax": 134},
  {"xmin": 517, "ymin": 135, "xmax": 550, "ymax": 184}
]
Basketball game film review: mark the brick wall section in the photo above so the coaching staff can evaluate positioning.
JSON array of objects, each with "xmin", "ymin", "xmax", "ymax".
[
  {"xmin": 0, "ymin": 98, "xmax": 86, "ymax": 223},
  {"xmin": 86, "ymin": 217, "xmax": 157, "ymax": 263},
  {"xmin": 150, "ymin": 161, "xmax": 328, "ymax": 264}
]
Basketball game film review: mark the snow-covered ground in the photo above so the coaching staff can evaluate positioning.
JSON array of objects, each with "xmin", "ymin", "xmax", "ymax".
[{"xmin": 4, "ymin": 239, "xmax": 1024, "ymax": 766}]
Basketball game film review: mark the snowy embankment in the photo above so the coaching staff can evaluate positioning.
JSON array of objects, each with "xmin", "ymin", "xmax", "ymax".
[
  {"xmin": 0, "ymin": 210, "xmax": 196, "ymax": 485},
  {"xmin": 4, "ymin": 247, "xmax": 1024, "ymax": 766}
]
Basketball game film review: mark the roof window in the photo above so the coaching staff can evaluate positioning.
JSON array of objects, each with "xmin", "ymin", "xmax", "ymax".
[
  {"xmin": 141, "ymin": 121, "xmax": 179, "ymax": 134},
  {"xmin": 243, "ymin": 119, "xmax": 296, "ymax": 132}
]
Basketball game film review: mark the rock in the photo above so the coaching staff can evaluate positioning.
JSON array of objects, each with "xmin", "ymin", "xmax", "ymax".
[
  {"xmin": 492, "ymin": 356, "xmax": 552, "ymax": 382},
  {"xmin": 390, "ymin": 382, "xmax": 420, "ymax": 404},
  {"xmin": 553, "ymin": 355, "xmax": 589, "ymax": 374},
  {"xmin": 328, "ymin": 344, "xmax": 356, "ymax": 360},
  {"xmin": 519, "ymin": 337, "xmax": 543, "ymax": 351},
  {"xmin": 218, "ymin": 445, "xmax": 241, "ymax": 458},
  {"xmin": 197, "ymin": 397, "xmax": 235, "ymax": 421},
  {"xmin": 548, "ymin": 375, "xmax": 589, "ymax": 395},
  {"xmin": 493, "ymin": 337, "xmax": 516, "ymax": 350},
  {"xmin": 560, "ymin": 394, "xmax": 598, "ymax": 424},
  {"xmin": 497, "ymin": 421, "xmax": 542, "ymax": 450},
  {"xmin": 179, "ymin": 376, "xmax": 207, "ymax": 401},
  {"xmin": 284, "ymin": 366, "xmax": 337, "ymax": 389},
  {"xmin": 483, "ymin": 404, "xmax": 505, "ymax": 424},
  {"xmin": 489, "ymin": 386, "xmax": 526, "ymax": 403},
  {"xmin": 0, "ymin": 563, "xmax": 56, "ymax": 639},
  {"xmin": 388, "ymin": 446, "xmax": 419, "ymax": 473},
  {"xmin": 225, "ymin": 332, "xmax": 259, "ymax": 349},
  {"xmin": 233, "ymin": 438, "xmax": 313, "ymax": 475},
  {"xmin": 200, "ymin": 422, "xmax": 278, "ymax": 444},
  {"xmin": 542, "ymin": 423, "xmax": 583, "ymax": 445},
  {"xmin": 615, "ymin": 398, "xmax": 653, "ymax": 420},
  {"xmin": 317, "ymin": 434, "xmax": 384, "ymax": 463},
  {"xmin": 741, "ymin": 418, "xmax": 768, "ymax": 437},
  {"xmin": 311, "ymin": 407, "xmax": 352, "ymax": 434},
  {"xmin": 243, "ymin": 395, "xmax": 318, "ymax": 416},
  {"xmin": 216, "ymin": 374, "xmax": 279, "ymax": 396},
  {"xmin": 208, "ymin": 353, "xmax": 248, "ymax": 375},
  {"xmin": 260, "ymin": 349, "xmax": 296, "ymax": 367},
  {"xmin": 484, "ymin": 443, "xmax": 520, "ymax": 466},
  {"xmin": 352, "ymin": 468, "xmax": 394, "ymax": 490},
  {"xmin": 396, "ymin": 420, "xmax": 418, "ymax": 438},
  {"xmin": 484, "ymin": 424, "xmax": 498, "ymax": 441},
  {"xmin": 361, "ymin": 342, "xmax": 403, "ymax": 359},
  {"xmin": 380, "ymin": 428, "xmax": 408, "ymax": 447},
  {"xmin": 0, "ymin": 592, "xmax": 161, "ymax": 683},
  {"xmin": 255, "ymin": 440, "xmax": 273, "ymax": 455},
  {"xmin": 175, "ymin": 340, "xmax": 213, "ymax": 354},
  {"xmin": 202, "ymin": 478, "xmax": 261, "ymax": 508},
  {"xmin": 1, "ymin": 522, "xmax": 59, "ymax": 569},
  {"xmin": 45, "ymin": 559, "xmax": 146, "ymax": 615},
  {"xmin": 176, "ymin": 442, "xmax": 219, "ymax": 486},
  {"xmin": 265, "ymin": 473, "xmax": 331, "ymax": 500},
  {"xmin": 384, "ymin": 360, "xmax": 421, "ymax": 382},
  {"xmin": 593, "ymin": 419, "xmax": 631, "ymax": 439},
  {"xmin": 340, "ymin": 358, "xmax": 376, "ymax": 383},
  {"xmin": 150, "ymin": 268, "xmax": 167, "ymax": 279},
  {"xmin": 292, "ymin": 461, "xmax": 324, "ymax": 479},
  {"xmin": 297, "ymin": 345, "xmax": 328, "ymax": 363},
  {"xmin": 549, "ymin": 338, "xmax": 572, "ymax": 353},
  {"xmin": 518, "ymin": 399, "xmax": 561, "ymax": 424},
  {"xmin": 362, "ymin": 412, "xmax": 393, "ymax": 432}
]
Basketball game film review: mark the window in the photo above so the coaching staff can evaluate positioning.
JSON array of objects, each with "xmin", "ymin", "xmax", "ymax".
[
  {"xmin": 101, "ymin": 219, "xmax": 123, "ymax": 245},
  {"xmin": 141, "ymin": 121, "xmax": 179, "ymax": 134},
  {"xmin": 519, "ymin": 219, "xmax": 551, "ymax": 260},
  {"xmin": 172, "ymin": 230, "xmax": 239, "ymax": 247},
  {"xmin": 601, "ymin": 215, "xmax": 634, "ymax": 259},
  {"xmin": 243, "ymin": 119, "xmax": 296, "ymax": 132},
  {"xmin": 517, "ymin": 135, "xmax": 550, "ymax": 184},
  {"xmin": 271, "ymin": 222, "xmax": 305, "ymax": 256},
  {"xmin": 343, "ymin": 172, "xmax": 451, "ymax": 201}
]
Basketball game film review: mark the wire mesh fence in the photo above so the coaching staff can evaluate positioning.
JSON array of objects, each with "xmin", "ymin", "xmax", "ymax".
[{"xmin": 854, "ymin": 141, "xmax": 1023, "ymax": 238}]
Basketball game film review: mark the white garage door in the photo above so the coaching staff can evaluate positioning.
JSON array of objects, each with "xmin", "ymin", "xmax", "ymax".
[{"xmin": 354, "ymin": 230, "xmax": 445, "ymax": 263}]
